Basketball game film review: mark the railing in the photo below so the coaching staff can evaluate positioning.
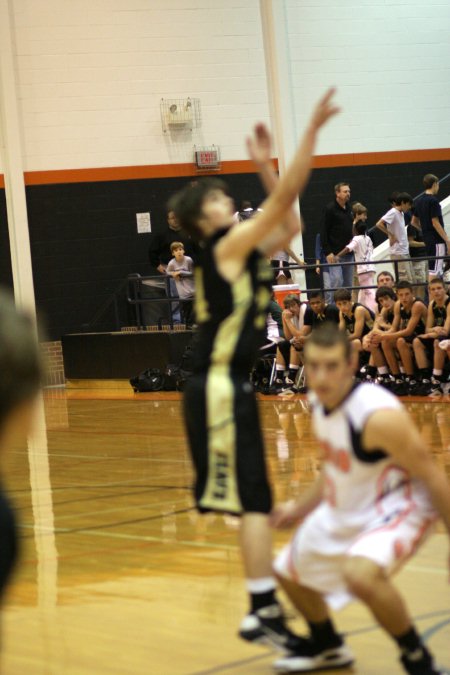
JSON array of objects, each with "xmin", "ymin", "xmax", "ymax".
[{"xmin": 125, "ymin": 253, "xmax": 448, "ymax": 330}]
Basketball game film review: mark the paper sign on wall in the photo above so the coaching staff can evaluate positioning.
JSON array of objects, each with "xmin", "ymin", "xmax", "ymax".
[{"xmin": 136, "ymin": 212, "xmax": 151, "ymax": 233}]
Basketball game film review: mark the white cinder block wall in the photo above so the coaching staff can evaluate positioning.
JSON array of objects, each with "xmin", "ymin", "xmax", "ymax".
[
  {"xmin": 285, "ymin": 0, "xmax": 450, "ymax": 156},
  {"xmin": 12, "ymin": 0, "xmax": 271, "ymax": 171},
  {"xmin": 5, "ymin": 0, "xmax": 450, "ymax": 174}
]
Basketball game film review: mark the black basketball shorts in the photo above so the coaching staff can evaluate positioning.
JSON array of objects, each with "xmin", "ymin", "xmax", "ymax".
[{"xmin": 183, "ymin": 371, "xmax": 272, "ymax": 515}]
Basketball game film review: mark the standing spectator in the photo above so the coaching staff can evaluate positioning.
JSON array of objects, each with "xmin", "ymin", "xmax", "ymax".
[
  {"xmin": 315, "ymin": 232, "xmax": 332, "ymax": 302},
  {"xmin": 407, "ymin": 219, "xmax": 428, "ymax": 301},
  {"xmin": 166, "ymin": 242, "xmax": 195, "ymax": 328},
  {"xmin": 334, "ymin": 218, "xmax": 377, "ymax": 313},
  {"xmin": 143, "ymin": 209, "xmax": 198, "ymax": 326},
  {"xmin": 375, "ymin": 192, "xmax": 414, "ymax": 283},
  {"xmin": 412, "ymin": 174, "xmax": 450, "ymax": 279},
  {"xmin": 271, "ymin": 247, "xmax": 305, "ymax": 284},
  {"xmin": 322, "ymin": 182, "xmax": 354, "ymax": 291}
]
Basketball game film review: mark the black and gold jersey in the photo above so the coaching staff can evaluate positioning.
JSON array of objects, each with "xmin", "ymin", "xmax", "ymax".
[
  {"xmin": 343, "ymin": 303, "xmax": 374, "ymax": 337},
  {"xmin": 431, "ymin": 297, "xmax": 450, "ymax": 327},
  {"xmin": 399, "ymin": 300, "xmax": 427, "ymax": 335},
  {"xmin": 192, "ymin": 229, "xmax": 273, "ymax": 373}
]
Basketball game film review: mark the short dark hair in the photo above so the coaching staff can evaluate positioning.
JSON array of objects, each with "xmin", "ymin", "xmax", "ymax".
[
  {"xmin": 308, "ymin": 290, "xmax": 324, "ymax": 301},
  {"xmin": 283, "ymin": 293, "xmax": 301, "ymax": 307},
  {"xmin": 169, "ymin": 178, "xmax": 229, "ymax": 241},
  {"xmin": 354, "ymin": 221, "xmax": 368, "ymax": 236},
  {"xmin": 423, "ymin": 174, "xmax": 438, "ymax": 190},
  {"xmin": 429, "ymin": 277, "xmax": 445, "ymax": 287},
  {"xmin": 334, "ymin": 288, "xmax": 351, "ymax": 302},
  {"xmin": 334, "ymin": 182, "xmax": 350, "ymax": 193},
  {"xmin": 377, "ymin": 270, "xmax": 394, "ymax": 282},
  {"xmin": 396, "ymin": 280, "xmax": 413, "ymax": 291},
  {"xmin": 388, "ymin": 191, "xmax": 400, "ymax": 205},
  {"xmin": 375, "ymin": 286, "xmax": 396, "ymax": 301},
  {"xmin": 0, "ymin": 289, "xmax": 42, "ymax": 428},
  {"xmin": 305, "ymin": 323, "xmax": 351, "ymax": 360},
  {"xmin": 392, "ymin": 192, "xmax": 413, "ymax": 206}
]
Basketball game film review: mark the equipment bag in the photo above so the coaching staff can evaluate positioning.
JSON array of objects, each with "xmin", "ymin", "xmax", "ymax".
[{"xmin": 129, "ymin": 368, "xmax": 165, "ymax": 392}]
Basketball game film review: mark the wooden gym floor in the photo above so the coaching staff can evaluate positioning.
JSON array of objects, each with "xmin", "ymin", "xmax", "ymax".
[{"xmin": 1, "ymin": 388, "xmax": 449, "ymax": 675}]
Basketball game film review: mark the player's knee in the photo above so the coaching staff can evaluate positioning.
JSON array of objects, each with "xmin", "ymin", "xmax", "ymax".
[
  {"xmin": 342, "ymin": 557, "xmax": 381, "ymax": 602},
  {"xmin": 397, "ymin": 337, "xmax": 406, "ymax": 349}
]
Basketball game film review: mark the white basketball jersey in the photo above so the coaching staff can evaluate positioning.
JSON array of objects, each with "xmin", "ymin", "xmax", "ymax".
[{"xmin": 311, "ymin": 383, "xmax": 433, "ymax": 529}]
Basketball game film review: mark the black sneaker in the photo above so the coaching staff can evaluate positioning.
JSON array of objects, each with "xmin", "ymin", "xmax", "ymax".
[
  {"xmin": 414, "ymin": 379, "xmax": 433, "ymax": 396},
  {"xmin": 377, "ymin": 374, "xmax": 396, "ymax": 391},
  {"xmin": 428, "ymin": 379, "xmax": 444, "ymax": 398},
  {"xmin": 273, "ymin": 636, "xmax": 354, "ymax": 672},
  {"xmin": 392, "ymin": 378, "xmax": 409, "ymax": 396},
  {"xmin": 407, "ymin": 379, "xmax": 421, "ymax": 396},
  {"xmin": 400, "ymin": 645, "xmax": 445, "ymax": 674},
  {"xmin": 239, "ymin": 604, "xmax": 303, "ymax": 653}
]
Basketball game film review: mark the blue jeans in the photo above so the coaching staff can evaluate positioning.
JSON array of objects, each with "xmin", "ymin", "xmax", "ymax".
[
  {"xmin": 328, "ymin": 254, "xmax": 354, "ymax": 294},
  {"xmin": 321, "ymin": 267, "xmax": 333, "ymax": 304}
]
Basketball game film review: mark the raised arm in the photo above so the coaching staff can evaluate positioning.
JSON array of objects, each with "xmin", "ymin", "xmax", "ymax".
[
  {"xmin": 246, "ymin": 123, "xmax": 303, "ymax": 254},
  {"xmin": 215, "ymin": 89, "xmax": 339, "ymax": 262}
]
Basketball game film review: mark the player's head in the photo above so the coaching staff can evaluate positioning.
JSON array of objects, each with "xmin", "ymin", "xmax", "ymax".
[
  {"xmin": 429, "ymin": 277, "xmax": 446, "ymax": 302},
  {"xmin": 169, "ymin": 178, "xmax": 234, "ymax": 241},
  {"xmin": 392, "ymin": 192, "xmax": 413, "ymax": 212},
  {"xmin": 308, "ymin": 291, "xmax": 326, "ymax": 315},
  {"xmin": 0, "ymin": 289, "xmax": 42, "ymax": 445},
  {"xmin": 375, "ymin": 286, "xmax": 396, "ymax": 310},
  {"xmin": 283, "ymin": 294, "xmax": 301, "ymax": 316},
  {"xmin": 396, "ymin": 280, "xmax": 414, "ymax": 305},
  {"xmin": 304, "ymin": 324, "xmax": 355, "ymax": 408},
  {"xmin": 333, "ymin": 288, "xmax": 352, "ymax": 314},
  {"xmin": 377, "ymin": 270, "xmax": 395, "ymax": 288},
  {"xmin": 170, "ymin": 241, "xmax": 185, "ymax": 261},
  {"xmin": 423, "ymin": 173, "xmax": 439, "ymax": 194}
]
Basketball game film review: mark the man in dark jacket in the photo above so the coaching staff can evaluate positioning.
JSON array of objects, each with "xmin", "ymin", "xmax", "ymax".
[{"xmin": 321, "ymin": 182, "xmax": 354, "ymax": 292}]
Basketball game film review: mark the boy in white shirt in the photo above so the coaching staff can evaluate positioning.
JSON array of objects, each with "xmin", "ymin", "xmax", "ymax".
[
  {"xmin": 335, "ymin": 216, "xmax": 376, "ymax": 313},
  {"xmin": 375, "ymin": 192, "xmax": 413, "ymax": 283},
  {"xmin": 166, "ymin": 242, "xmax": 195, "ymax": 327}
]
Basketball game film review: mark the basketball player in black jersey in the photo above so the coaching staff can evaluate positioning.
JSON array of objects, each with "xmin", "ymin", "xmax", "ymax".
[
  {"xmin": 362, "ymin": 286, "xmax": 397, "ymax": 387},
  {"xmin": 171, "ymin": 90, "xmax": 339, "ymax": 650},
  {"xmin": 380, "ymin": 281, "xmax": 428, "ymax": 395},
  {"xmin": 412, "ymin": 278, "xmax": 450, "ymax": 395},
  {"xmin": 333, "ymin": 289, "xmax": 374, "ymax": 358},
  {"xmin": 0, "ymin": 291, "xmax": 41, "ymax": 613}
]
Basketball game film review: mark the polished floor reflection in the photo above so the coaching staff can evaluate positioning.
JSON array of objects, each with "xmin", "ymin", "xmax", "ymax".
[{"xmin": 1, "ymin": 390, "xmax": 449, "ymax": 674}]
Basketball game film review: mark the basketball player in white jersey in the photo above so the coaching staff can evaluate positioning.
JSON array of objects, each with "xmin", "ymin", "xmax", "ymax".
[{"xmin": 271, "ymin": 324, "xmax": 450, "ymax": 674}]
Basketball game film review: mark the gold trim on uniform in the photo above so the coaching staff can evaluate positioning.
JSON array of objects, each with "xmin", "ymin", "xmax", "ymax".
[{"xmin": 200, "ymin": 272, "xmax": 253, "ymax": 513}]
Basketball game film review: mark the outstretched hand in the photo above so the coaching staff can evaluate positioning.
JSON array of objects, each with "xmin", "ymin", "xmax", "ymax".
[
  {"xmin": 246, "ymin": 122, "xmax": 273, "ymax": 165},
  {"xmin": 310, "ymin": 88, "xmax": 340, "ymax": 130}
]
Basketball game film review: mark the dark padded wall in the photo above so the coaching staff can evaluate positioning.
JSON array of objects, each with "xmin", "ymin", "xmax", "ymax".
[
  {"xmin": 0, "ymin": 190, "xmax": 13, "ymax": 289},
  {"xmin": 2, "ymin": 159, "xmax": 449, "ymax": 340}
]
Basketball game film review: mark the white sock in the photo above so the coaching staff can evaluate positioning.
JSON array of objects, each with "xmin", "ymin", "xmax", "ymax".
[
  {"xmin": 433, "ymin": 369, "xmax": 443, "ymax": 377},
  {"xmin": 377, "ymin": 366, "xmax": 388, "ymax": 375},
  {"xmin": 288, "ymin": 364, "xmax": 299, "ymax": 371},
  {"xmin": 246, "ymin": 577, "xmax": 276, "ymax": 594}
]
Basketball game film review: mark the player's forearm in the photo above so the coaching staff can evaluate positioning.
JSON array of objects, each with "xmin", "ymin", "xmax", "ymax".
[
  {"xmin": 375, "ymin": 221, "xmax": 389, "ymax": 237},
  {"xmin": 432, "ymin": 219, "xmax": 450, "ymax": 243},
  {"xmin": 293, "ymin": 480, "xmax": 324, "ymax": 520},
  {"xmin": 335, "ymin": 246, "xmax": 350, "ymax": 258}
]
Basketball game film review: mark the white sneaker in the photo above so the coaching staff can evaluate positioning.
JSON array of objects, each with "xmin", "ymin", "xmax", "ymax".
[{"xmin": 274, "ymin": 644, "xmax": 354, "ymax": 672}]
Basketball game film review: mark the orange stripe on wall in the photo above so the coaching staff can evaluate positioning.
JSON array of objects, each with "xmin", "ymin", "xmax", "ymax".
[
  {"xmin": 312, "ymin": 148, "xmax": 450, "ymax": 169},
  {"xmin": 0, "ymin": 149, "xmax": 448, "ymax": 187}
]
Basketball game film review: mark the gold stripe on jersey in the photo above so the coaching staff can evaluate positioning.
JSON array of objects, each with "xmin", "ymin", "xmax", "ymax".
[
  {"xmin": 194, "ymin": 267, "xmax": 210, "ymax": 323},
  {"xmin": 200, "ymin": 271, "xmax": 253, "ymax": 513}
]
